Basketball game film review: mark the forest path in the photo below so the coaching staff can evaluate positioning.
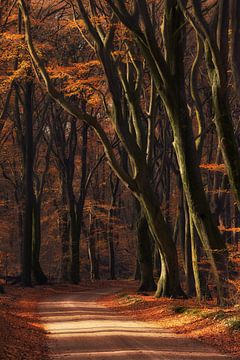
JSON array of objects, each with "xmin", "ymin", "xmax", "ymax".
[{"xmin": 39, "ymin": 288, "xmax": 230, "ymax": 360}]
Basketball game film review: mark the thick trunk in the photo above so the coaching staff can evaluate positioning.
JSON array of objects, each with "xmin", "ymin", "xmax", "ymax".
[
  {"xmin": 107, "ymin": 223, "xmax": 115, "ymax": 280},
  {"xmin": 134, "ymin": 258, "xmax": 141, "ymax": 280},
  {"xmin": 153, "ymin": 247, "xmax": 161, "ymax": 278},
  {"xmin": 22, "ymin": 82, "xmax": 33, "ymax": 287},
  {"xmin": 107, "ymin": 175, "xmax": 119, "ymax": 280},
  {"xmin": 184, "ymin": 199, "xmax": 196, "ymax": 297},
  {"xmin": 32, "ymin": 198, "xmax": 47, "ymax": 285},
  {"xmin": 189, "ymin": 216, "xmax": 201, "ymax": 300},
  {"xmin": 88, "ymin": 221, "xmax": 100, "ymax": 281},
  {"xmin": 136, "ymin": 182, "xmax": 184, "ymax": 298},
  {"xmin": 59, "ymin": 206, "xmax": 70, "ymax": 282},
  {"xmin": 107, "ymin": 203, "xmax": 116, "ymax": 279},
  {"xmin": 59, "ymin": 177, "xmax": 70, "ymax": 282},
  {"xmin": 66, "ymin": 123, "xmax": 88, "ymax": 284},
  {"xmin": 136, "ymin": 205, "xmax": 156, "ymax": 292},
  {"xmin": 69, "ymin": 207, "xmax": 80, "ymax": 284},
  {"xmin": 163, "ymin": 1, "xmax": 227, "ymax": 302},
  {"xmin": 169, "ymin": 104, "xmax": 228, "ymax": 302}
]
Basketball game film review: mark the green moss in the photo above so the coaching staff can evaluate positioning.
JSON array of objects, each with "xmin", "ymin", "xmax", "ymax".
[
  {"xmin": 118, "ymin": 293, "xmax": 143, "ymax": 304},
  {"xmin": 172, "ymin": 305, "xmax": 203, "ymax": 315},
  {"xmin": 172, "ymin": 305, "xmax": 189, "ymax": 314},
  {"xmin": 225, "ymin": 317, "xmax": 240, "ymax": 331}
]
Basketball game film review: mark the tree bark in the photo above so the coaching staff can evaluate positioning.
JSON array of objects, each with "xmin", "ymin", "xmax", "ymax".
[
  {"xmin": 137, "ymin": 181, "xmax": 184, "ymax": 298},
  {"xmin": 87, "ymin": 217, "xmax": 99, "ymax": 281},
  {"xmin": 32, "ymin": 196, "xmax": 48, "ymax": 284},
  {"xmin": 22, "ymin": 82, "xmax": 34, "ymax": 287},
  {"xmin": 136, "ymin": 201, "xmax": 156, "ymax": 292},
  {"xmin": 59, "ymin": 180, "xmax": 70, "ymax": 282}
]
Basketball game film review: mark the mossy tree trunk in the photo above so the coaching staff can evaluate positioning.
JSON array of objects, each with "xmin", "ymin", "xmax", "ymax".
[
  {"xmin": 183, "ymin": 198, "xmax": 196, "ymax": 297},
  {"xmin": 108, "ymin": 0, "xmax": 228, "ymax": 303},
  {"xmin": 136, "ymin": 180, "xmax": 184, "ymax": 298},
  {"xmin": 180, "ymin": 0, "xmax": 240, "ymax": 212},
  {"xmin": 136, "ymin": 201, "xmax": 156, "ymax": 292}
]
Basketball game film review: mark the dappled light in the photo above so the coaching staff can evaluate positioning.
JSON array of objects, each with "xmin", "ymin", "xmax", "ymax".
[{"xmin": 38, "ymin": 289, "xmax": 229, "ymax": 360}]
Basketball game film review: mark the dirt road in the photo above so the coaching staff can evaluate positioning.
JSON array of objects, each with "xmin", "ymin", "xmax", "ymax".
[{"xmin": 39, "ymin": 289, "xmax": 230, "ymax": 360}]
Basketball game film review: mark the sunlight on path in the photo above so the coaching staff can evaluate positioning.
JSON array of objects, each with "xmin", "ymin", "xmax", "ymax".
[{"xmin": 39, "ymin": 289, "xmax": 230, "ymax": 360}]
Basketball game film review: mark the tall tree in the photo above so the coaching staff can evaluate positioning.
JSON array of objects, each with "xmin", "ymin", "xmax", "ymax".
[{"xmin": 18, "ymin": 0, "xmax": 184, "ymax": 297}]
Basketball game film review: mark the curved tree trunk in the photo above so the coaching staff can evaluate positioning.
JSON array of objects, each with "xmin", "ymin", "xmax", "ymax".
[{"xmin": 137, "ymin": 182, "xmax": 185, "ymax": 298}]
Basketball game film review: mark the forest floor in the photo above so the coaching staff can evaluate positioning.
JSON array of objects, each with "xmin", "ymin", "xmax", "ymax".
[
  {"xmin": 100, "ymin": 281, "xmax": 240, "ymax": 359},
  {"xmin": 0, "ymin": 284, "xmax": 49, "ymax": 360},
  {"xmin": 0, "ymin": 280, "xmax": 239, "ymax": 359}
]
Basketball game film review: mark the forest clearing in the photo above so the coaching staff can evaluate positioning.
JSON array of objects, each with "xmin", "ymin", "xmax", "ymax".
[{"xmin": 1, "ymin": 0, "xmax": 240, "ymax": 359}]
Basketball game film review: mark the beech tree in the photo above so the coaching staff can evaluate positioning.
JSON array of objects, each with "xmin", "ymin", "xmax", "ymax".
[
  {"xmin": 1, "ymin": 0, "xmax": 239, "ymax": 306},
  {"xmin": 18, "ymin": 0, "xmax": 185, "ymax": 297},
  {"xmin": 108, "ymin": 0, "xmax": 228, "ymax": 303}
]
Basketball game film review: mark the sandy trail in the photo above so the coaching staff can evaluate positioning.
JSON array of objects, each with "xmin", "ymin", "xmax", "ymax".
[{"xmin": 39, "ymin": 288, "xmax": 230, "ymax": 360}]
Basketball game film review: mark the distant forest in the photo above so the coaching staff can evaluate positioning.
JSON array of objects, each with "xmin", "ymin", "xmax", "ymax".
[{"xmin": 0, "ymin": 0, "xmax": 239, "ymax": 305}]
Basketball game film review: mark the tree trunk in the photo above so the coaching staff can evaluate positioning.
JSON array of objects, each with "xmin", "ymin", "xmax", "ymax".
[
  {"xmin": 22, "ymin": 82, "xmax": 34, "ymax": 287},
  {"xmin": 59, "ymin": 183, "xmax": 70, "ymax": 282},
  {"xmin": 88, "ymin": 218, "xmax": 99, "ymax": 281},
  {"xmin": 136, "ymin": 202, "xmax": 156, "ymax": 292},
  {"xmin": 107, "ymin": 174, "xmax": 119, "ymax": 280},
  {"xmin": 68, "ymin": 122, "xmax": 88, "ymax": 284},
  {"xmin": 69, "ymin": 206, "xmax": 80, "ymax": 284},
  {"xmin": 184, "ymin": 199, "xmax": 196, "ymax": 297},
  {"xmin": 134, "ymin": 258, "xmax": 141, "ymax": 280},
  {"xmin": 137, "ymin": 182, "xmax": 185, "ymax": 298},
  {"xmin": 107, "ymin": 222, "xmax": 115, "ymax": 280},
  {"xmin": 32, "ymin": 197, "xmax": 48, "ymax": 285}
]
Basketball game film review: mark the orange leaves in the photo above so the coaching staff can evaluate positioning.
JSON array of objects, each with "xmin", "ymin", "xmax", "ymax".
[
  {"xmin": 0, "ymin": 61, "xmax": 31, "ymax": 94},
  {"xmin": 67, "ymin": 19, "xmax": 86, "ymax": 31},
  {"xmin": 74, "ymin": 60, "xmax": 100, "ymax": 72},
  {"xmin": 47, "ymin": 64, "xmax": 76, "ymax": 80},
  {"xmin": 63, "ymin": 77, "xmax": 103, "ymax": 97},
  {"xmin": 0, "ymin": 31, "xmax": 33, "ymax": 94},
  {"xmin": 199, "ymin": 163, "xmax": 226, "ymax": 173},
  {"xmin": 1, "ymin": 32, "xmax": 24, "ymax": 42},
  {"xmin": 47, "ymin": 60, "xmax": 104, "ymax": 100},
  {"xmin": 219, "ymin": 225, "xmax": 240, "ymax": 233},
  {"xmin": 88, "ymin": 93, "xmax": 102, "ymax": 106},
  {"xmin": 47, "ymin": 60, "xmax": 101, "ymax": 80}
]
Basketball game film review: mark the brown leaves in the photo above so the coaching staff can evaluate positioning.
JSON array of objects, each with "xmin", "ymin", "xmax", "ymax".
[
  {"xmin": 100, "ymin": 283, "xmax": 240, "ymax": 359},
  {"xmin": 0, "ymin": 287, "xmax": 49, "ymax": 360}
]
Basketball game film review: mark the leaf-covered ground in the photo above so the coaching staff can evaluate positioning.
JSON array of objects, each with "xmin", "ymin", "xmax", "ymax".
[
  {"xmin": 99, "ymin": 283, "xmax": 240, "ymax": 359},
  {"xmin": 0, "ymin": 286, "xmax": 49, "ymax": 360},
  {"xmin": 1, "ymin": 280, "xmax": 239, "ymax": 359},
  {"xmin": 0, "ymin": 280, "xmax": 129, "ymax": 360}
]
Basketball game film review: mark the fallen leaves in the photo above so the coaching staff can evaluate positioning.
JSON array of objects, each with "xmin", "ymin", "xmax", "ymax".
[
  {"xmin": 100, "ymin": 284, "xmax": 240, "ymax": 359},
  {"xmin": 0, "ymin": 286, "xmax": 49, "ymax": 360}
]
